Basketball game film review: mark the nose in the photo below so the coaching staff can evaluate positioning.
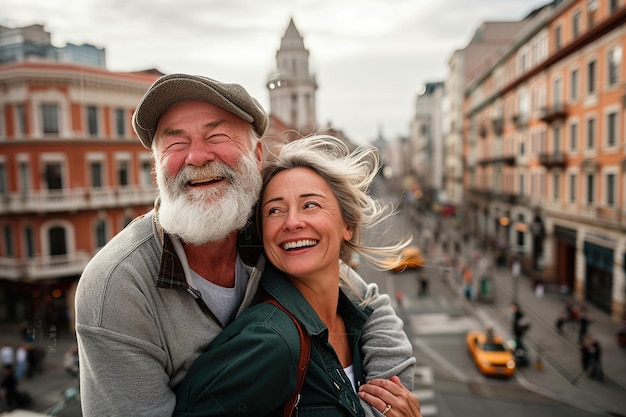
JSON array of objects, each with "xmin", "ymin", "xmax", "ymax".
[
  {"xmin": 185, "ymin": 138, "xmax": 216, "ymax": 166},
  {"xmin": 283, "ymin": 209, "xmax": 304, "ymax": 231}
]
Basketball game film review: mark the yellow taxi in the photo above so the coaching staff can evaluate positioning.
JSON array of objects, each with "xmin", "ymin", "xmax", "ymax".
[
  {"xmin": 384, "ymin": 246, "xmax": 424, "ymax": 272},
  {"xmin": 466, "ymin": 330, "xmax": 516, "ymax": 377}
]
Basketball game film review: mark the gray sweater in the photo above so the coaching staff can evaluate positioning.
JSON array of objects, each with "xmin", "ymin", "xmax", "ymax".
[{"xmin": 75, "ymin": 210, "xmax": 415, "ymax": 416}]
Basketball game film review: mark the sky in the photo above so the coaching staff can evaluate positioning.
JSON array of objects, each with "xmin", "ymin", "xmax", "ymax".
[{"xmin": 1, "ymin": 0, "xmax": 550, "ymax": 144}]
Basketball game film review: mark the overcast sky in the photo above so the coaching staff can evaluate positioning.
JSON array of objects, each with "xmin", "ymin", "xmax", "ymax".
[{"xmin": 2, "ymin": 0, "xmax": 549, "ymax": 144}]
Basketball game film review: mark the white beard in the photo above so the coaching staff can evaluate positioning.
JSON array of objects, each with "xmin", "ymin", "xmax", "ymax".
[{"xmin": 156, "ymin": 151, "xmax": 262, "ymax": 245}]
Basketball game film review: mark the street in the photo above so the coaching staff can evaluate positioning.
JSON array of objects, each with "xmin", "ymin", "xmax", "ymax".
[{"xmin": 356, "ymin": 177, "xmax": 626, "ymax": 417}]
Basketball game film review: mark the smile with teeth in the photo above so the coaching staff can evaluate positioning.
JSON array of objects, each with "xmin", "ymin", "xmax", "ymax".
[
  {"xmin": 282, "ymin": 239, "xmax": 318, "ymax": 251},
  {"xmin": 189, "ymin": 176, "xmax": 225, "ymax": 186}
]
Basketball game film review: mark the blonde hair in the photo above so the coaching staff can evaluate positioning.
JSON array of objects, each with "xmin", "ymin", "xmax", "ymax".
[{"xmin": 259, "ymin": 135, "xmax": 411, "ymax": 273}]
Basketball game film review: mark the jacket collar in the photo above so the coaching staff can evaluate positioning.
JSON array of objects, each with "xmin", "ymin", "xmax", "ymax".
[{"xmin": 260, "ymin": 263, "xmax": 372, "ymax": 336}]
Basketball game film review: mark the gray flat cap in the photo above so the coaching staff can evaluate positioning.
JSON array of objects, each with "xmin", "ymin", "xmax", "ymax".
[{"xmin": 132, "ymin": 73, "xmax": 269, "ymax": 148}]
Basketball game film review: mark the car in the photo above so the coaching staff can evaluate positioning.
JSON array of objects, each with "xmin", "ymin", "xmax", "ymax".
[
  {"xmin": 466, "ymin": 330, "xmax": 516, "ymax": 377},
  {"xmin": 383, "ymin": 246, "xmax": 424, "ymax": 272}
]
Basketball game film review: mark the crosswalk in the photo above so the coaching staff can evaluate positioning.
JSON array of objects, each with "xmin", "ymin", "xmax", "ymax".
[
  {"xmin": 413, "ymin": 366, "xmax": 438, "ymax": 416},
  {"xmin": 405, "ymin": 295, "xmax": 487, "ymax": 417}
]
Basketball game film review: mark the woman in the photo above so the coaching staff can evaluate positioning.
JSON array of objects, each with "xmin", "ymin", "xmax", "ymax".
[{"xmin": 174, "ymin": 136, "xmax": 420, "ymax": 416}]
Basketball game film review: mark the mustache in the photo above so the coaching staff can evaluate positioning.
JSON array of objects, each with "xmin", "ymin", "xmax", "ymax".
[{"xmin": 171, "ymin": 162, "xmax": 235, "ymax": 188}]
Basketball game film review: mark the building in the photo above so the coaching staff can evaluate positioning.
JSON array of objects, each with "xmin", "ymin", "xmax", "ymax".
[
  {"xmin": 0, "ymin": 30, "xmax": 160, "ymax": 332},
  {"xmin": 408, "ymin": 82, "xmax": 444, "ymax": 207},
  {"xmin": 267, "ymin": 18, "xmax": 318, "ymax": 137},
  {"xmin": 444, "ymin": 21, "xmax": 533, "ymax": 209},
  {"xmin": 463, "ymin": 0, "xmax": 626, "ymax": 320}
]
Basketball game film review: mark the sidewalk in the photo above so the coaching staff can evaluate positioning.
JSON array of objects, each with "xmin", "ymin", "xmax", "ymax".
[
  {"xmin": 0, "ymin": 324, "xmax": 78, "ymax": 414},
  {"xmin": 486, "ymin": 265, "xmax": 626, "ymax": 416}
]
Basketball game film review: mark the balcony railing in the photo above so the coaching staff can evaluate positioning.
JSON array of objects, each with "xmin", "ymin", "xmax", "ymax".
[
  {"xmin": 0, "ymin": 251, "xmax": 92, "ymax": 281},
  {"xmin": 539, "ymin": 152, "xmax": 567, "ymax": 168},
  {"xmin": 512, "ymin": 113, "xmax": 530, "ymax": 128},
  {"xmin": 539, "ymin": 103, "xmax": 568, "ymax": 123},
  {"xmin": 0, "ymin": 185, "xmax": 157, "ymax": 214}
]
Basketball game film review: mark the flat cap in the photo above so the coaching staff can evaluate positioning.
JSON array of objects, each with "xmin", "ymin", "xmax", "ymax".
[{"xmin": 132, "ymin": 73, "xmax": 269, "ymax": 148}]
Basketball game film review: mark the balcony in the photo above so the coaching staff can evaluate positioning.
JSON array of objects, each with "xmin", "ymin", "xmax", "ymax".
[
  {"xmin": 0, "ymin": 251, "xmax": 92, "ymax": 281},
  {"xmin": 492, "ymin": 118, "xmax": 504, "ymax": 136},
  {"xmin": 539, "ymin": 152, "xmax": 567, "ymax": 168},
  {"xmin": 0, "ymin": 185, "xmax": 157, "ymax": 214},
  {"xmin": 512, "ymin": 113, "xmax": 530, "ymax": 128},
  {"xmin": 539, "ymin": 104, "xmax": 568, "ymax": 123},
  {"xmin": 477, "ymin": 154, "xmax": 516, "ymax": 166}
]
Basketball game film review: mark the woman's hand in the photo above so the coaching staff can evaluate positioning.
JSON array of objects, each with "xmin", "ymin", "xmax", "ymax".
[{"xmin": 358, "ymin": 375, "xmax": 422, "ymax": 417}]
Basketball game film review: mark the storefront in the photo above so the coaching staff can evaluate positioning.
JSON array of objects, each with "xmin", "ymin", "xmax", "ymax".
[
  {"xmin": 583, "ymin": 242, "xmax": 613, "ymax": 314},
  {"xmin": 554, "ymin": 226, "xmax": 577, "ymax": 291}
]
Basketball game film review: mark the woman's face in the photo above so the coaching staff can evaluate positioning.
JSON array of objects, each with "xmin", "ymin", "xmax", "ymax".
[{"xmin": 261, "ymin": 167, "xmax": 352, "ymax": 281}]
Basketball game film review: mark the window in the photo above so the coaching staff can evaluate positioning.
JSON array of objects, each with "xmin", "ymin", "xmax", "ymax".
[
  {"xmin": 606, "ymin": 173, "xmax": 615, "ymax": 206},
  {"xmin": 609, "ymin": 0, "xmax": 619, "ymax": 13},
  {"xmin": 586, "ymin": 118, "xmax": 596, "ymax": 149},
  {"xmin": 607, "ymin": 112, "xmax": 618, "ymax": 147},
  {"xmin": 140, "ymin": 160, "xmax": 153, "ymax": 186},
  {"xmin": 0, "ymin": 161, "xmax": 7, "ymax": 195},
  {"xmin": 569, "ymin": 173, "xmax": 577, "ymax": 203},
  {"xmin": 572, "ymin": 10, "xmax": 581, "ymax": 38},
  {"xmin": 95, "ymin": 219, "xmax": 108, "ymax": 248},
  {"xmin": 16, "ymin": 104, "xmax": 26, "ymax": 136},
  {"xmin": 553, "ymin": 173, "xmax": 560, "ymax": 200},
  {"xmin": 554, "ymin": 78, "xmax": 562, "ymax": 105},
  {"xmin": 44, "ymin": 162, "xmax": 63, "ymax": 190},
  {"xmin": 587, "ymin": 60, "xmax": 596, "ymax": 94},
  {"xmin": 569, "ymin": 122, "xmax": 578, "ymax": 151},
  {"xmin": 519, "ymin": 173, "xmax": 525, "ymax": 197},
  {"xmin": 553, "ymin": 126, "xmax": 562, "ymax": 153},
  {"xmin": 115, "ymin": 108, "xmax": 126, "ymax": 138},
  {"xmin": 608, "ymin": 47, "xmax": 622, "ymax": 87},
  {"xmin": 18, "ymin": 161, "xmax": 29, "ymax": 192},
  {"xmin": 586, "ymin": 173, "xmax": 595, "ymax": 204},
  {"xmin": 570, "ymin": 69, "xmax": 578, "ymax": 101},
  {"xmin": 87, "ymin": 106, "xmax": 98, "ymax": 136},
  {"xmin": 2, "ymin": 225, "xmax": 13, "ymax": 257},
  {"xmin": 117, "ymin": 160, "xmax": 130, "ymax": 187},
  {"xmin": 554, "ymin": 26, "xmax": 562, "ymax": 50},
  {"xmin": 42, "ymin": 103, "xmax": 60, "ymax": 134},
  {"xmin": 90, "ymin": 161, "xmax": 104, "ymax": 187},
  {"xmin": 24, "ymin": 226, "xmax": 34, "ymax": 258}
]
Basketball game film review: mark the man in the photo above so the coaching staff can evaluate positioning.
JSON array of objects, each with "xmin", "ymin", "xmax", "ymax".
[{"xmin": 75, "ymin": 73, "xmax": 415, "ymax": 416}]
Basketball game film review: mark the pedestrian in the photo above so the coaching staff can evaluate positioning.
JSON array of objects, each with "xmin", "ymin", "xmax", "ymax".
[
  {"xmin": 175, "ymin": 135, "xmax": 421, "ymax": 415},
  {"xmin": 417, "ymin": 270, "xmax": 429, "ymax": 297},
  {"xmin": 565, "ymin": 301, "xmax": 579, "ymax": 329},
  {"xmin": 586, "ymin": 336, "xmax": 603, "ymax": 380},
  {"xmin": 511, "ymin": 303, "xmax": 530, "ymax": 349},
  {"xmin": 0, "ymin": 342, "xmax": 13, "ymax": 369},
  {"xmin": 75, "ymin": 73, "xmax": 416, "ymax": 416},
  {"xmin": 462, "ymin": 265, "xmax": 473, "ymax": 300},
  {"xmin": 578, "ymin": 306, "xmax": 591, "ymax": 344},
  {"xmin": 14, "ymin": 344, "xmax": 27, "ymax": 380},
  {"xmin": 0, "ymin": 365, "xmax": 18, "ymax": 411}
]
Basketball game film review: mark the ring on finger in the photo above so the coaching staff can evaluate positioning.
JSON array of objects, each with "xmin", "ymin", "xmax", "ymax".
[{"xmin": 382, "ymin": 404, "xmax": 392, "ymax": 415}]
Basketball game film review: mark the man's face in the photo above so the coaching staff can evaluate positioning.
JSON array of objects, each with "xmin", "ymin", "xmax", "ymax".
[{"xmin": 153, "ymin": 101, "xmax": 263, "ymax": 244}]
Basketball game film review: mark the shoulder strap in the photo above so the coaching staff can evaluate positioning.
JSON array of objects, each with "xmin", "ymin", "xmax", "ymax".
[{"xmin": 265, "ymin": 298, "xmax": 311, "ymax": 417}]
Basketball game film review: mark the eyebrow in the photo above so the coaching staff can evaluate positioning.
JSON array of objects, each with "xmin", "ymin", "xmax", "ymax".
[
  {"xmin": 161, "ymin": 120, "xmax": 227, "ymax": 137},
  {"xmin": 262, "ymin": 192, "xmax": 326, "ymax": 207}
]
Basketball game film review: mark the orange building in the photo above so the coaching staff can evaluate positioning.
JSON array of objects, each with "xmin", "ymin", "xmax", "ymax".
[
  {"xmin": 464, "ymin": 0, "xmax": 625, "ymax": 320},
  {"xmin": 0, "ymin": 61, "xmax": 161, "ymax": 332}
]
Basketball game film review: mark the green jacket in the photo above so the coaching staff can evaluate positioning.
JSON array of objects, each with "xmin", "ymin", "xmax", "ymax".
[{"xmin": 174, "ymin": 263, "xmax": 373, "ymax": 417}]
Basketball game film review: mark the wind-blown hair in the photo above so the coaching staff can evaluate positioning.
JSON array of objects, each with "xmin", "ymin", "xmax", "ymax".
[{"xmin": 259, "ymin": 134, "xmax": 411, "ymax": 272}]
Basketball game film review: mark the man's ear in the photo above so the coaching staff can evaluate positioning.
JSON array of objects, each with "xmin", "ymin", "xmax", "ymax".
[{"xmin": 255, "ymin": 140, "xmax": 263, "ymax": 171}]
